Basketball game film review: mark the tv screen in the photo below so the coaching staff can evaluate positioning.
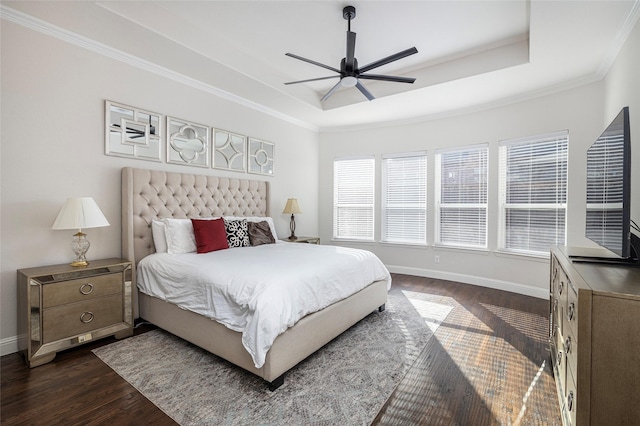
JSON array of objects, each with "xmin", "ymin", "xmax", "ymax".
[{"xmin": 585, "ymin": 107, "xmax": 633, "ymax": 258}]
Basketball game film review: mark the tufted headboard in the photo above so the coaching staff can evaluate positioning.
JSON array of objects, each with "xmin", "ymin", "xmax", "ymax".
[{"xmin": 121, "ymin": 167, "xmax": 269, "ymax": 265}]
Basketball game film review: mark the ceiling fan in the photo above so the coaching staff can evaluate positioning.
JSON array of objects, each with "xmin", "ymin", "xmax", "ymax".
[{"xmin": 285, "ymin": 5, "xmax": 418, "ymax": 102}]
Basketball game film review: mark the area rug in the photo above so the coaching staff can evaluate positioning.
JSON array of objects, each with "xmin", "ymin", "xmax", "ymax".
[{"xmin": 93, "ymin": 289, "xmax": 453, "ymax": 425}]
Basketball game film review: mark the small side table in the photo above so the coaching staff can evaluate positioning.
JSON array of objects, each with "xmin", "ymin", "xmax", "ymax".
[
  {"xmin": 17, "ymin": 258, "xmax": 134, "ymax": 367},
  {"xmin": 281, "ymin": 236, "xmax": 320, "ymax": 244}
]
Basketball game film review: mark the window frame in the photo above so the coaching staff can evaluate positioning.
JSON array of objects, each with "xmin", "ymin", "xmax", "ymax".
[
  {"xmin": 498, "ymin": 131, "xmax": 568, "ymax": 257},
  {"xmin": 381, "ymin": 151, "xmax": 428, "ymax": 246},
  {"xmin": 434, "ymin": 143, "xmax": 489, "ymax": 250},
  {"xmin": 332, "ymin": 155, "xmax": 376, "ymax": 242}
]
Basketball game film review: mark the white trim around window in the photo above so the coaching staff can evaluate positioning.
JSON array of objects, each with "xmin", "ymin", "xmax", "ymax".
[
  {"xmin": 333, "ymin": 156, "xmax": 375, "ymax": 241},
  {"xmin": 381, "ymin": 151, "xmax": 427, "ymax": 245},
  {"xmin": 498, "ymin": 131, "xmax": 568, "ymax": 256},
  {"xmin": 435, "ymin": 144, "xmax": 489, "ymax": 249}
]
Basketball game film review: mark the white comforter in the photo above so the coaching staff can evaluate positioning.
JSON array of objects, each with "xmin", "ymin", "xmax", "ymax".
[{"xmin": 136, "ymin": 242, "xmax": 391, "ymax": 368}]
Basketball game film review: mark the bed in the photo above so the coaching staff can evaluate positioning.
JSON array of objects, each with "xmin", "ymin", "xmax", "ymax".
[{"xmin": 121, "ymin": 167, "xmax": 390, "ymax": 390}]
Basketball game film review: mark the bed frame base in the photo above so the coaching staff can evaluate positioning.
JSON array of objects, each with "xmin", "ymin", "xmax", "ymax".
[{"xmin": 138, "ymin": 280, "xmax": 388, "ymax": 388}]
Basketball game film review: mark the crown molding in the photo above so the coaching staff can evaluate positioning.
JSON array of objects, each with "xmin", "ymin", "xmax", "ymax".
[
  {"xmin": 596, "ymin": 0, "xmax": 640, "ymax": 78},
  {"xmin": 0, "ymin": 5, "xmax": 318, "ymax": 132}
]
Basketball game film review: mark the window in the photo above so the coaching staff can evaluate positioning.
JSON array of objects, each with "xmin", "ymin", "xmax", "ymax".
[
  {"xmin": 435, "ymin": 144, "xmax": 488, "ymax": 248},
  {"xmin": 333, "ymin": 156, "xmax": 375, "ymax": 241},
  {"xmin": 499, "ymin": 131, "xmax": 568, "ymax": 255},
  {"xmin": 381, "ymin": 152, "xmax": 427, "ymax": 245}
]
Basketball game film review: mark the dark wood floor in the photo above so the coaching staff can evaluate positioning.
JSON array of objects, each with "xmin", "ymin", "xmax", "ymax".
[{"xmin": 1, "ymin": 274, "xmax": 561, "ymax": 425}]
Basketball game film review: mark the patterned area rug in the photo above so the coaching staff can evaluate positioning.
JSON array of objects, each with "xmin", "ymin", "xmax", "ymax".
[{"xmin": 93, "ymin": 289, "xmax": 453, "ymax": 425}]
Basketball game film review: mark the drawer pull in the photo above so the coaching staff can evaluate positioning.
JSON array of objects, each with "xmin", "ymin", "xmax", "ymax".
[
  {"xmin": 558, "ymin": 281, "xmax": 564, "ymax": 295},
  {"xmin": 564, "ymin": 336, "xmax": 572, "ymax": 354},
  {"xmin": 567, "ymin": 391, "xmax": 574, "ymax": 412},
  {"xmin": 568, "ymin": 302, "xmax": 575, "ymax": 321},
  {"xmin": 557, "ymin": 351, "xmax": 562, "ymax": 366},
  {"xmin": 80, "ymin": 311, "xmax": 94, "ymax": 323},
  {"xmin": 79, "ymin": 283, "xmax": 94, "ymax": 295},
  {"xmin": 553, "ymin": 299, "xmax": 558, "ymax": 313}
]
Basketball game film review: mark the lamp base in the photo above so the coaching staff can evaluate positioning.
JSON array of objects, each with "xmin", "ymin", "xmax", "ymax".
[
  {"xmin": 289, "ymin": 214, "xmax": 297, "ymax": 240},
  {"xmin": 70, "ymin": 231, "xmax": 90, "ymax": 268}
]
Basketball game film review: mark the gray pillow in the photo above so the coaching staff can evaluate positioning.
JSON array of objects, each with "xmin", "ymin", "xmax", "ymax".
[{"xmin": 248, "ymin": 220, "xmax": 276, "ymax": 246}]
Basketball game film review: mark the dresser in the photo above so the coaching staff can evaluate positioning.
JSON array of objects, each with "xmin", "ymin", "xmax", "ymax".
[
  {"xmin": 17, "ymin": 258, "xmax": 133, "ymax": 367},
  {"xmin": 549, "ymin": 246, "xmax": 640, "ymax": 426}
]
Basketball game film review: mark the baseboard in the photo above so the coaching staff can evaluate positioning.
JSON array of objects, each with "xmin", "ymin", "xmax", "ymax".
[
  {"xmin": 386, "ymin": 265, "xmax": 549, "ymax": 299},
  {"xmin": 1, "ymin": 335, "xmax": 19, "ymax": 356}
]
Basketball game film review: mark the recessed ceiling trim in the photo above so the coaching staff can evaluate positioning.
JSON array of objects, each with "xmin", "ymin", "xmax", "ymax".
[
  {"xmin": 0, "ymin": 5, "xmax": 318, "ymax": 132},
  {"xmin": 596, "ymin": 0, "xmax": 640, "ymax": 77}
]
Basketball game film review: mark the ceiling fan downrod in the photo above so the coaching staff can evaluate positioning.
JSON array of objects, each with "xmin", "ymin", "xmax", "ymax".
[{"xmin": 343, "ymin": 5, "xmax": 355, "ymax": 31}]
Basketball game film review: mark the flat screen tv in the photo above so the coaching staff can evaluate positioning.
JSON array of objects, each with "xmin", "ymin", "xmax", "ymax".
[{"xmin": 579, "ymin": 106, "xmax": 639, "ymax": 265}]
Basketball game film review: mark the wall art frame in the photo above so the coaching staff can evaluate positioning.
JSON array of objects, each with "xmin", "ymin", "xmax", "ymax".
[
  {"xmin": 248, "ymin": 137, "xmax": 275, "ymax": 176},
  {"xmin": 212, "ymin": 129, "xmax": 246, "ymax": 172},
  {"xmin": 105, "ymin": 100, "xmax": 162, "ymax": 162},
  {"xmin": 166, "ymin": 116, "xmax": 210, "ymax": 168}
]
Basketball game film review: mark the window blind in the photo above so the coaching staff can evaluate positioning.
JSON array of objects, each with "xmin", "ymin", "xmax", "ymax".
[
  {"xmin": 333, "ymin": 156, "xmax": 375, "ymax": 241},
  {"xmin": 585, "ymin": 132, "xmax": 625, "ymax": 251},
  {"xmin": 381, "ymin": 152, "xmax": 427, "ymax": 244},
  {"xmin": 499, "ymin": 131, "xmax": 568, "ymax": 255},
  {"xmin": 435, "ymin": 145, "xmax": 488, "ymax": 248}
]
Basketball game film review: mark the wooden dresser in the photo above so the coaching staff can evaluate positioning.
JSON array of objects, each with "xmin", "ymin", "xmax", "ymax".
[
  {"xmin": 17, "ymin": 258, "xmax": 133, "ymax": 367},
  {"xmin": 550, "ymin": 246, "xmax": 640, "ymax": 426}
]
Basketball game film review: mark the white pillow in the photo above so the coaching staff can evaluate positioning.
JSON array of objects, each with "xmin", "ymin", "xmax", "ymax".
[
  {"xmin": 151, "ymin": 220, "xmax": 168, "ymax": 253},
  {"xmin": 163, "ymin": 218, "xmax": 197, "ymax": 255},
  {"xmin": 224, "ymin": 216, "xmax": 278, "ymax": 241}
]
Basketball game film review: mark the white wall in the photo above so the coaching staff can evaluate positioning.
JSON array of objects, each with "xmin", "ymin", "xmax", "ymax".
[
  {"xmin": 319, "ymin": 83, "xmax": 605, "ymax": 299},
  {"xmin": 0, "ymin": 21, "xmax": 319, "ymax": 354}
]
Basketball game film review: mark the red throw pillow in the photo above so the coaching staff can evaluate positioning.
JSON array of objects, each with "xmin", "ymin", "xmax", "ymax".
[{"xmin": 191, "ymin": 218, "xmax": 229, "ymax": 253}]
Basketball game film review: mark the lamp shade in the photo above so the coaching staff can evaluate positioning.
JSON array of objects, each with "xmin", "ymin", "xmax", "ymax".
[
  {"xmin": 282, "ymin": 198, "xmax": 302, "ymax": 215},
  {"xmin": 52, "ymin": 197, "xmax": 110, "ymax": 231}
]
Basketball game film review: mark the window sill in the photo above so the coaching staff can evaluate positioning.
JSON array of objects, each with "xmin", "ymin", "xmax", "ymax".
[
  {"xmin": 494, "ymin": 250, "xmax": 550, "ymax": 262},
  {"xmin": 331, "ymin": 238, "xmax": 377, "ymax": 246},
  {"xmin": 433, "ymin": 244, "xmax": 490, "ymax": 255},
  {"xmin": 379, "ymin": 241, "xmax": 428, "ymax": 249}
]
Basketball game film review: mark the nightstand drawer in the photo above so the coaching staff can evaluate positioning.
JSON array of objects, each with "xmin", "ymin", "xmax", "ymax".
[
  {"xmin": 43, "ymin": 294, "xmax": 124, "ymax": 343},
  {"xmin": 43, "ymin": 273, "xmax": 122, "ymax": 308}
]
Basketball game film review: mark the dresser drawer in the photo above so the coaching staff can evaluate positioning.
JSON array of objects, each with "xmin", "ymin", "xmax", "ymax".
[
  {"xmin": 43, "ymin": 273, "xmax": 122, "ymax": 308},
  {"xmin": 42, "ymin": 294, "xmax": 124, "ymax": 343}
]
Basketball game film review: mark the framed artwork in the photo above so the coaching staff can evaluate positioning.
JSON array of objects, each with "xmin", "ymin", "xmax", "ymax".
[
  {"xmin": 105, "ymin": 101, "xmax": 162, "ymax": 161},
  {"xmin": 213, "ymin": 129, "xmax": 246, "ymax": 172},
  {"xmin": 248, "ymin": 137, "xmax": 275, "ymax": 176},
  {"xmin": 167, "ymin": 117, "xmax": 210, "ymax": 167}
]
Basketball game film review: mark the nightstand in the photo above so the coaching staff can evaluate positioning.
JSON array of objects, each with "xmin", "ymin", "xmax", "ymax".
[
  {"xmin": 17, "ymin": 258, "xmax": 133, "ymax": 367},
  {"xmin": 282, "ymin": 236, "xmax": 320, "ymax": 244}
]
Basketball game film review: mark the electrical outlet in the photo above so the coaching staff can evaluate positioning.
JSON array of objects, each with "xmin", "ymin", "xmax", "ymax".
[{"xmin": 434, "ymin": 255, "xmax": 440, "ymax": 263}]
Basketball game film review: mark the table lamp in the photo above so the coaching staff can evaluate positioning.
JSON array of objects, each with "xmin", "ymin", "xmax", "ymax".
[
  {"xmin": 52, "ymin": 197, "xmax": 110, "ymax": 267},
  {"xmin": 282, "ymin": 198, "xmax": 302, "ymax": 240}
]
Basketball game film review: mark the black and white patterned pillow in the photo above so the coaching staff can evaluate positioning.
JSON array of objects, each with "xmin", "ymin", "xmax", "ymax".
[{"xmin": 224, "ymin": 219, "xmax": 250, "ymax": 248}]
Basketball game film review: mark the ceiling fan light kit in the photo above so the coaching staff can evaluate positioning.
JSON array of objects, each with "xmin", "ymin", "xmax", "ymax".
[{"xmin": 285, "ymin": 5, "xmax": 418, "ymax": 102}]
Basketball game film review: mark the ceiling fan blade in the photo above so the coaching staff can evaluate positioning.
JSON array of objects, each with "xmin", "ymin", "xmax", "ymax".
[
  {"xmin": 284, "ymin": 75, "xmax": 340, "ymax": 85},
  {"xmin": 321, "ymin": 80, "xmax": 343, "ymax": 102},
  {"xmin": 358, "ymin": 74, "xmax": 416, "ymax": 84},
  {"xmin": 345, "ymin": 31, "xmax": 356, "ymax": 71},
  {"xmin": 358, "ymin": 47, "xmax": 418, "ymax": 74},
  {"xmin": 285, "ymin": 53, "xmax": 341, "ymax": 74},
  {"xmin": 356, "ymin": 81, "xmax": 375, "ymax": 101}
]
